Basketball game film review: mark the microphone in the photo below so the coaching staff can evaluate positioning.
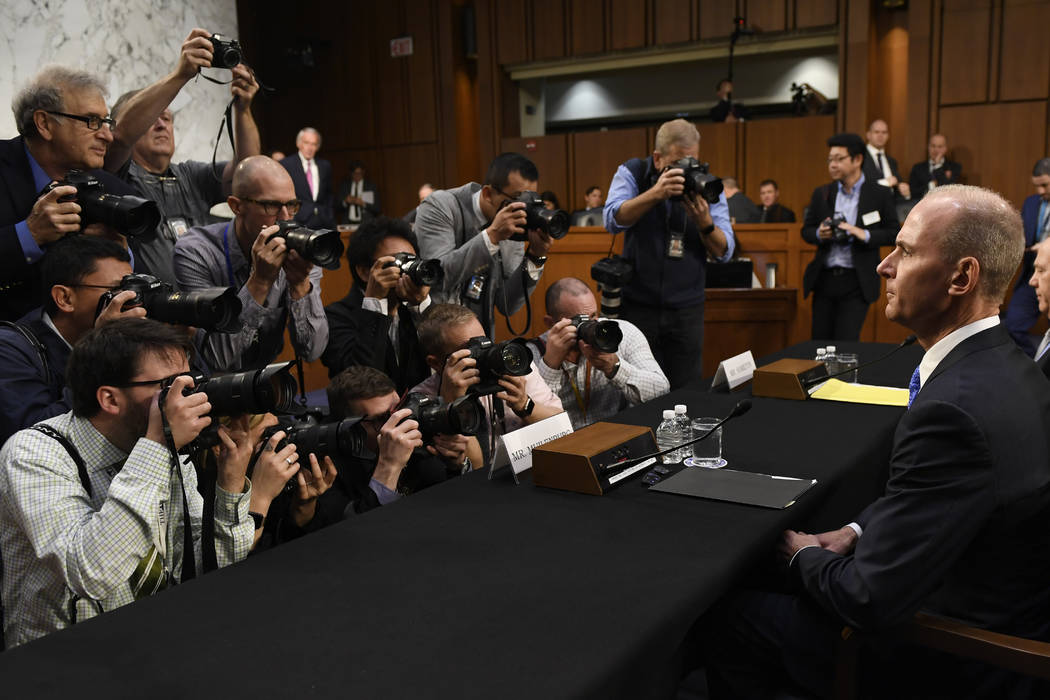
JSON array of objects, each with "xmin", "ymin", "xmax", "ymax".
[
  {"xmin": 802, "ymin": 335, "xmax": 918, "ymax": 390},
  {"xmin": 602, "ymin": 400, "xmax": 753, "ymax": 477}
]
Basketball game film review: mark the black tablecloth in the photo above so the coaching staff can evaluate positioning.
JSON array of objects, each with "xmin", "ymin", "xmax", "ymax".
[{"xmin": 0, "ymin": 341, "xmax": 923, "ymax": 699}]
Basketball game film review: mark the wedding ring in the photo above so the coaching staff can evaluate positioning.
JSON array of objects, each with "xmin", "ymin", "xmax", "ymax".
[{"xmin": 285, "ymin": 457, "xmax": 295, "ymax": 465}]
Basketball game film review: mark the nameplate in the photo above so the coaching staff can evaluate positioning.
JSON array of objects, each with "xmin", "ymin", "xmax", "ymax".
[
  {"xmin": 491, "ymin": 412, "xmax": 574, "ymax": 476},
  {"xmin": 712, "ymin": 350, "xmax": 756, "ymax": 390}
]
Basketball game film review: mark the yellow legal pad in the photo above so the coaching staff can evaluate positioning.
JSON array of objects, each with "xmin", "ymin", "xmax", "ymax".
[{"xmin": 809, "ymin": 378, "xmax": 910, "ymax": 407}]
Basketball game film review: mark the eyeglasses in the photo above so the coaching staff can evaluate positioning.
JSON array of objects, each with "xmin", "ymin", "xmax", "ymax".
[
  {"xmin": 46, "ymin": 111, "xmax": 116, "ymax": 132},
  {"xmin": 115, "ymin": 371, "xmax": 194, "ymax": 389},
  {"xmin": 827, "ymin": 154, "xmax": 851, "ymax": 164},
  {"xmin": 241, "ymin": 197, "xmax": 302, "ymax": 216},
  {"xmin": 69, "ymin": 283, "xmax": 122, "ymax": 292}
]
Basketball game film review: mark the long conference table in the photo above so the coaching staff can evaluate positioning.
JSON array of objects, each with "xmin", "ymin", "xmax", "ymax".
[{"xmin": 0, "ymin": 340, "xmax": 923, "ymax": 698}]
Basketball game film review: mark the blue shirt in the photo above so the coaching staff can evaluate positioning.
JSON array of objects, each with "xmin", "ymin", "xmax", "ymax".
[
  {"xmin": 13, "ymin": 145, "xmax": 52, "ymax": 264},
  {"xmin": 825, "ymin": 173, "xmax": 871, "ymax": 269}
]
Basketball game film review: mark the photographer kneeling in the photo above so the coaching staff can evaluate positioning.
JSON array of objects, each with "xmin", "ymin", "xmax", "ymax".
[{"xmin": 0, "ymin": 318, "xmax": 254, "ymax": 648}]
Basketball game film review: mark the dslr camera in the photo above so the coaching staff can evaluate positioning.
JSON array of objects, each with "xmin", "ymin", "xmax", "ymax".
[
  {"xmin": 383, "ymin": 252, "xmax": 443, "ymax": 287},
  {"xmin": 263, "ymin": 412, "xmax": 369, "ymax": 463},
  {"xmin": 49, "ymin": 170, "xmax": 160, "ymax": 240},
  {"xmin": 95, "ymin": 273, "xmax": 242, "ymax": 332},
  {"xmin": 503, "ymin": 191, "xmax": 570, "ymax": 241},
  {"xmin": 398, "ymin": 392, "xmax": 484, "ymax": 438},
  {"xmin": 590, "ymin": 255, "xmax": 633, "ymax": 318},
  {"xmin": 664, "ymin": 157, "xmax": 724, "ymax": 204},
  {"xmin": 464, "ymin": 336, "xmax": 533, "ymax": 396},
  {"xmin": 271, "ymin": 220, "xmax": 344, "ymax": 270},
  {"xmin": 570, "ymin": 314, "xmax": 623, "ymax": 354},
  {"xmin": 823, "ymin": 212, "xmax": 850, "ymax": 244},
  {"xmin": 209, "ymin": 34, "xmax": 243, "ymax": 69}
]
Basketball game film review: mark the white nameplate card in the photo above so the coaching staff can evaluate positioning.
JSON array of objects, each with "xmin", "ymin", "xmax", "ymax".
[
  {"xmin": 491, "ymin": 412, "xmax": 574, "ymax": 476},
  {"xmin": 861, "ymin": 210, "xmax": 881, "ymax": 226},
  {"xmin": 711, "ymin": 350, "xmax": 756, "ymax": 390}
]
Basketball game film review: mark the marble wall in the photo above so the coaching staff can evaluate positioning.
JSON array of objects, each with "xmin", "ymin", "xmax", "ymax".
[{"xmin": 0, "ymin": 0, "xmax": 239, "ymax": 162}]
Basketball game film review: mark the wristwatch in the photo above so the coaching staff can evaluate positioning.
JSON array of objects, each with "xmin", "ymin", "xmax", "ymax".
[
  {"xmin": 607, "ymin": 360, "xmax": 621, "ymax": 379},
  {"xmin": 249, "ymin": 511, "xmax": 265, "ymax": 529},
  {"xmin": 699, "ymin": 223, "xmax": 716, "ymax": 236},
  {"xmin": 525, "ymin": 250, "xmax": 548, "ymax": 266},
  {"xmin": 513, "ymin": 396, "xmax": 535, "ymax": 418}
]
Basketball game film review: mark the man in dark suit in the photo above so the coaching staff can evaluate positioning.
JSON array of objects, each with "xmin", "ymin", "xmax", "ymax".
[
  {"xmin": 337, "ymin": 161, "xmax": 381, "ymax": 227},
  {"xmin": 907, "ymin": 133, "xmax": 962, "ymax": 201},
  {"xmin": 279, "ymin": 127, "xmax": 335, "ymax": 230},
  {"xmin": 862, "ymin": 118, "xmax": 910, "ymax": 200},
  {"xmin": 707, "ymin": 185, "xmax": 1050, "ymax": 700},
  {"xmin": 1027, "ymin": 240, "xmax": 1050, "ymax": 378},
  {"xmin": 802, "ymin": 132, "xmax": 899, "ymax": 340},
  {"xmin": 1, "ymin": 66, "xmax": 138, "ymax": 321},
  {"xmin": 756, "ymin": 179, "xmax": 795, "ymax": 223},
  {"xmin": 1004, "ymin": 158, "xmax": 1050, "ymax": 356},
  {"xmin": 321, "ymin": 216, "xmax": 431, "ymax": 394},
  {"xmin": 723, "ymin": 177, "xmax": 760, "ymax": 224}
]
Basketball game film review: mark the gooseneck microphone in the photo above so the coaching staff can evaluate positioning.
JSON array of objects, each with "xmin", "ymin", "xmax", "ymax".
[
  {"xmin": 802, "ymin": 335, "xmax": 918, "ymax": 390},
  {"xmin": 602, "ymin": 400, "xmax": 753, "ymax": 477}
]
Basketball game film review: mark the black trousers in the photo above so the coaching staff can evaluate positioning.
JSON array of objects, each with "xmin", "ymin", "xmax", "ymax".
[
  {"xmin": 621, "ymin": 299, "xmax": 704, "ymax": 389},
  {"xmin": 810, "ymin": 267, "xmax": 870, "ymax": 341}
]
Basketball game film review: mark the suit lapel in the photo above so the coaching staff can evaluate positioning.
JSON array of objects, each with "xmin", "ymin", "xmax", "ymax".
[{"xmin": 925, "ymin": 325, "xmax": 1012, "ymax": 388}]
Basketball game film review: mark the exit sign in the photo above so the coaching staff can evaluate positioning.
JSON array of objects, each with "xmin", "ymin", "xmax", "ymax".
[{"xmin": 390, "ymin": 36, "xmax": 414, "ymax": 57}]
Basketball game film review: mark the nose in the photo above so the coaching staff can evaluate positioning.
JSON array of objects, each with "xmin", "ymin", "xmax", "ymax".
[{"xmin": 877, "ymin": 249, "xmax": 896, "ymax": 278}]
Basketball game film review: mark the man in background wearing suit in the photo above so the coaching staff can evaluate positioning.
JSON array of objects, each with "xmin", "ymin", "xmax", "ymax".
[
  {"xmin": 802, "ymin": 132, "xmax": 899, "ymax": 340},
  {"xmin": 1028, "ymin": 240, "xmax": 1050, "ymax": 378},
  {"xmin": 756, "ymin": 179, "xmax": 795, "ymax": 223},
  {"xmin": 862, "ymin": 118, "xmax": 910, "ymax": 199},
  {"xmin": 337, "ymin": 160, "xmax": 381, "ymax": 227},
  {"xmin": 707, "ymin": 185, "xmax": 1050, "ymax": 700},
  {"xmin": 280, "ymin": 127, "xmax": 335, "ymax": 229},
  {"xmin": 907, "ymin": 134, "xmax": 962, "ymax": 201},
  {"xmin": 1004, "ymin": 157, "xmax": 1050, "ymax": 356}
]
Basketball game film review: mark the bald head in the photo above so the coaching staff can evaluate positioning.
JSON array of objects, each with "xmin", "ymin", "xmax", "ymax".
[
  {"xmin": 232, "ymin": 156, "xmax": 294, "ymax": 199},
  {"xmin": 545, "ymin": 277, "xmax": 595, "ymax": 318}
]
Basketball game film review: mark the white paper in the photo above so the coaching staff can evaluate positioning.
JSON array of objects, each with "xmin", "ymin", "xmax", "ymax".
[
  {"xmin": 362, "ymin": 191, "xmax": 375, "ymax": 205},
  {"xmin": 490, "ymin": 412, "xmax": 574, "ymax": 475},
  {"xmin": 712, "ymin": 350, "xmax": 756, "ymax": 390}
]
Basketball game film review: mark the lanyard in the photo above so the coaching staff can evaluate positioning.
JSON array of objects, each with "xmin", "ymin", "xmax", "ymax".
[
  {"xmin": 221, "ymin": 223, "xmax": 237, "ymax": 287},
  {"xmin": 562, "ymin": 361, "xmax": 592, "ymax": 421}
]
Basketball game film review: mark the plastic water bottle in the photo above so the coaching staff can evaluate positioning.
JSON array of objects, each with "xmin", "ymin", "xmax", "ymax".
[
  {"xmin": 673, "ymin": 404, "xmax": 691, "ymax": 462},
  {"xmin": 815, "ymin": 347, "xmax": 827, "ymax": 363},
  {"xmin": 825, "ymin": 345, "xmax": 839, "ymax": 375},
  {"xmin": 656, "ymin": 410, "xmax": 682, "ymax": 464}
]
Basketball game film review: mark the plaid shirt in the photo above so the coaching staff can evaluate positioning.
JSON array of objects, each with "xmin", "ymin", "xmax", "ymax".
[
  {"xmin": 0, "ymin": 412, "xmax": 253, "ymax": 647},
  {"xmin": 529, "ymin": 319, "xmax": 670, "ymax": 429}
]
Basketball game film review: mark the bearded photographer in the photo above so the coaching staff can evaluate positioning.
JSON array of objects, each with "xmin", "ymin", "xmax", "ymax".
[
  {"xmin": 106, "ymin": 28, "xmax": 261, "ymax": 287},
  {"xmin": 0, "ymin": 318, "xmax": 254, "ymax": 648},
  {"xmin": 603, "ymin": 119, "xmax": 735, "ymax": 389},
  {"xmin": 2, "ymin": 66, "xmax": 144, "ymax": 322},
  {"xmin": 415, "ymin": 153, "xmax": 553, "ymax": 339},
  {"xmin": 413, "ymin": 304, "xmax": 562, "ymax": 467},
  {"xmin": 528, "ymin": 277, "xmax": 668, "ymax": 429},
  {"xmin": 173, "ymin": 156, "xmax": 327, "ymax": 372},
  {"xmin": 321, "ymin": 216, "xmax": 432, "ymax": 394}
]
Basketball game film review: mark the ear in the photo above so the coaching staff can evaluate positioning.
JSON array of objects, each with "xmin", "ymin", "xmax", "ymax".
[
  {"xmin": 95, "ymin": 385, "xmax": 123, "ymax": 417},
  {"xmin": 227, "ymin": 195, "xmax": 241, "ymax": 216},
  {"xmin": 33, "ymin": 111, "xmax": 55, "ymax": 142},
  {"xmin": 948, "ymin": 256, "xmax": 980, "ymax": 297},
  {"xmin": 652, "ymin": 150, "xmax": 663, "ymax": 169},
  {"xmin": 52, "ymin": 285, "xmax": 76, "ymax": 314},
  {"xmin": 543, "ymin": 314, "xmax": 556, "ymax": 329},
  {"xmin": 425, "ymin": 353, "xmax": 442, "ymax": 373},
  {"xmin": 355, "ymin": 263, "xmax": 372, "ymax": 284}
]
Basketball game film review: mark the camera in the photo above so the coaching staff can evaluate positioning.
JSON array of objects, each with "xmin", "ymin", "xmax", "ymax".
[
  {"xmin": 95, "ymin": 274, "xmax": 242, "ymax": 332},
  {"xmin": 590, "ymin": 255, "xmax": 633, "ymax": 318},
  {"xmin": 464, "ymin": 336, "xmax": 532, "ymax": 395},
  {"xmin": 398, "ymin": 392, "xmax": 484, "ymax": 438},
  {"xmin": 570, "ymin": 314, "xmax": 623, "ymax": 354},
  {"xmin": 382, "ymin": 252, "xmax": 443, "ymax": 287},
  {"xmin": 263, "ymin": 413, "xmax": 369, "ymax": 463},
  {"xmin": 824, "ymin": 213, "xmax": 850, "ymax": 244},
  {"xmin": 666, "ymin": 157, "xmax": 724, "ymax": 204},
  {"xmin": 209, "ymin": 34, "xmax": 242, "ymax": 69},
  {"xmin": 49, "ymin": 170, "xmax": 160, "ymax": 240},
  {"xmin": 271, "ymin": 220, "xmax": 344, "ymax": 270},
  {"xmin": 505, "ymin": 191, "xmax": 570, "ymax": 241}
]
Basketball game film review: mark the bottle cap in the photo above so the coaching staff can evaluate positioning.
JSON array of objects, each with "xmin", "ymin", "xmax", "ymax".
[
  {"xmin": 663, "ymin": 410, "xmax": 675, "ymax": 420},
  {"xmin": 675, "ymin": 404, "xmax": 687, "ymax": 413}
]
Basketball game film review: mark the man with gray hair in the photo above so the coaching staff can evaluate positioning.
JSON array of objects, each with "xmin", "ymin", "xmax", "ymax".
[
  {"xmin": 1004, "ymin": 157, "xmax": 1050, "ymax": 356},
  {"xmin": 603, "ymin": 118, "xmax": 735, "ymax": 388},
  {"xmin": 706, "ymin": 185, "xmax": 1050, "ymax": 699},
  {"xmin": 1, "ymin": 65, "xmax": 140, "ymax": 321},
  {"xmin": 280, "ymin": 127, "xmax": 335, "ymax": 230},
  {"xmin": 722, "ymin": 176, "xmax": 760, "ymax": 224}
]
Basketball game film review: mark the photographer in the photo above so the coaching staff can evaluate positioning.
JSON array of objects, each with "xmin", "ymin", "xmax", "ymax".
[
  {"xmin": 107, "ymin": 28, "xmax": 261, "ymax": 286},
  {"xmin": 603, "ymin": 119, "xmax": 735, "ymax": 388},
  {"xmin": 0, "ymin": 318, "xmax": 254, "ymax": 647},
  {"xmin": 321, "ymin": 216, "xmax": 431, "ymax": 393},
  {"xmin": 173, "ymin": 156, "xmax": 328, "ymax": 372},
  {"xmin": 415, "ymin": 153, "xmax": 553, "ymax": 339},
  {"xmin": 1, "ymin": 65, "xmax": 143, "ymax": 322},
  {"xmin": 802, "ymin": 133, "xmax": 898, "ymax": 341},
  {"xmin": 413, "ymin": 304, "xmax": 562, "ymax": 466},
  {"xmin": 528, "ymin": 278, "xmax": 668, "ymax": 429}
]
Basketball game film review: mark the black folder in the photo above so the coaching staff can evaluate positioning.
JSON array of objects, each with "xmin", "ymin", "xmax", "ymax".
[{"xmin": 649, "ymin": 467, "xmax": 816, "ymax": 509}]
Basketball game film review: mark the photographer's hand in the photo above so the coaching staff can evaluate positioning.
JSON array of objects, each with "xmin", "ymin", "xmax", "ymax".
[
  {"xmin": 486, "ymin": 201, "xmax": 528, "ymax": 244},
  {"xmin": 526, "ymin": 228, "xmax": 553, "ymax": 259},
  {"xmin": 817, "ymin": 220, "xmax": 833, "ymax": 241},
  {"xmin": 838, "ymin": 222, "xmax": 868, "ymax": 243},
  {"xmin": 395, "ymin": 273, "xmax": 430, "ymax": 306},
  {"xmin": 175, "ymin": 28, "xmax": 215, "ymax": 81},
  {"xmin": 230, "ymin": 63, "xmax": 259, "ymax": 109},
  {"xmin": 651, "ymin": 167, "xmax": 686, "ymax": 201},
  {"xmin": 682, "ymin": 192, "xmax": 714, "ymax": 231},
  {"xmin": 427, "ymin": 433, "xmax": 469, "ymax": 467},
  {"xmin": 146, "ymin": 375, "xmax": 211, "ymax": 450},
  {"xmin": 95, "ymin": 290, "xmax": 148, "ymax": 327},
  {"xmin": 578, "ymin": 341, "xmax": 618, "ymax": 378},
  {"xmin": 441, "ymin": 349, "xmax": 480, "ymax": 402},
  {"xmin": 374, "ymin": 408, "xmax": 422, "ymax": 490},
  {"xmin": 26, "ymin": 186, "xmax": 80, "ymax": 247},
  {"xmin": 282, "ymin": 250, "xmax": 313, "ymax": 300},
  {"xmin": 291, "ymin": 454, "xmax": 338, "ymax": 527},
  {"xmin": 542, "ymin": 318, "xmax": 577, "ymax": 369},
  {"xmin": 246, "ymin": 225, "xmax": 285, "ymax": 304},
  {"xmin": 364, "ymin": 255, "xmax": 401, "ymax": 300},
  {"xmin": 250, "ymin": 429, "xmax": 300, "ymax": 511},
  {"xmin": 214, "ymin": 416, "xmax": 253, "ymax": 493},
  {"xmin": 495, "ymin": 375, "xmax": 529, "ymax": 414}
]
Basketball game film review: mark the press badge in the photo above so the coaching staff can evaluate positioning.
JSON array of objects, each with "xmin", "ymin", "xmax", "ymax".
[
  {"xmin": 666, "ymin": 230, "xmax": 685, "ymax": 259},
  {"xmin": 166, "ymin": 217, "xmax": 188, "ymax": 240},
  {"xmin": 465, "ymin": 274, "xmax": 487, "ymax": 300},
  {"xmin": 861, "ymin": 211, "xmax": 881, "ymax": 226}
]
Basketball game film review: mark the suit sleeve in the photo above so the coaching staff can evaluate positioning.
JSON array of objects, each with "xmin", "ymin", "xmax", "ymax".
[
  {"xmin": 320, "ymin": 303, "xmax": 392, "ymax": 378},
  {"xmin": 793, "ymin": 399, "xmax": 997, "ymax": 630},
  {"xmin": 801, "ymin": 188, "xmax": 826, "ymax": 246},
  {"xmin": 0, "ymin": 331, "xmax": 71, "ymax": 443},
  {"xmin": 415, "ymin": 191, "xmax": 495, "ymax": 299},
  {"xmin": 856, "ymin": 187, "xmax": 899, "ymax": 250}
]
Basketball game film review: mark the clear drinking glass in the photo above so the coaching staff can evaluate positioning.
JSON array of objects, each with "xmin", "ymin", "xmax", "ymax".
[
  {"xmin": 837, "ymin": 352, "xmax": 859, "ymax": 383},
  {"xmin": 685, "ymin": 417, "xmax": 727, "ymax": 468}
]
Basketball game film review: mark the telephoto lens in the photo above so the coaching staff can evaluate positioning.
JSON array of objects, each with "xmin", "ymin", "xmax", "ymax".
[
  {"xmin": 94, "ymin": 274, "xmax": 242, "ymax": 333},
  {"xmin": 383, "ymin": 252, "xmax": 444, "ymax": 287},
  {"xmin": 399, "ymin": 392, "xmax": 484, "ymax": 437},
  {"xmin": 667, "ymin": 157, "xmax": 724, "ymax": 204},
  {"xmin": 571, "ymin": 314, "xmax": 623, "ymax": 353},
  {"xmin": 271, "ymin": 416, "xmax": 369, "ymax": 461},
  {"xmin": 465, "ymin": 336, "xmax": 533, "ymax": 396},
  {"xmin": 193, "ymin": 362, "xmax": 300, "ymax": 416},
  {"xmin": 508, "ymin": 191, "xmax": 570, "ymax": 240},
  {"xmin": 52, "ymin": 170, "xmax": 160, "ymax": 240},
  {"xmin": 273, "ymin": 220, "xmax": 345, "ymax": 270}
]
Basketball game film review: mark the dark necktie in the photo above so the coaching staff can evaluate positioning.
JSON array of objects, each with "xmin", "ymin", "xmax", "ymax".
[
  {"xmin": 877, "ymin": 151, "xmax": 887, "ymax": 177},
  {"xmin": 760, "ymin": 207, "xmax": 768, "ymax": 223},
  {"xmin": 907, "ymin": 366, "xmax": 921, "ymax": 409}
]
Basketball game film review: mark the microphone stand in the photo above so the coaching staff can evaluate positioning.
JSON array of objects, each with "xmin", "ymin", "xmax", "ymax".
[{"xmin": 802, "ymin": 335, "xmax": 918, "ymax": 391}]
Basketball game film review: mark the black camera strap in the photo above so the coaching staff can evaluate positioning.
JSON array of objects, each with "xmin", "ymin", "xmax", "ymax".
[
  {"xmin": 499, "ymin": 261, "xmax": 533, "ymax": 337},
  {"xmin": 158, "ymin": 390, "xmax": 197, "ymax": 583}
]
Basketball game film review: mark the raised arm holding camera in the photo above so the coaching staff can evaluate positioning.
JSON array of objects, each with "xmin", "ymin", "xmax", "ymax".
[
  {"xmin": 603, "ymin": 119, "xmax": 735, "ymax": 388},
  {"xmin": 0, "ymin": 319, "xmax": 254, "ymax": 648},
  {"xmin": 173, "ymin": 156, "xmax": 328, "ymax": 372}
]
